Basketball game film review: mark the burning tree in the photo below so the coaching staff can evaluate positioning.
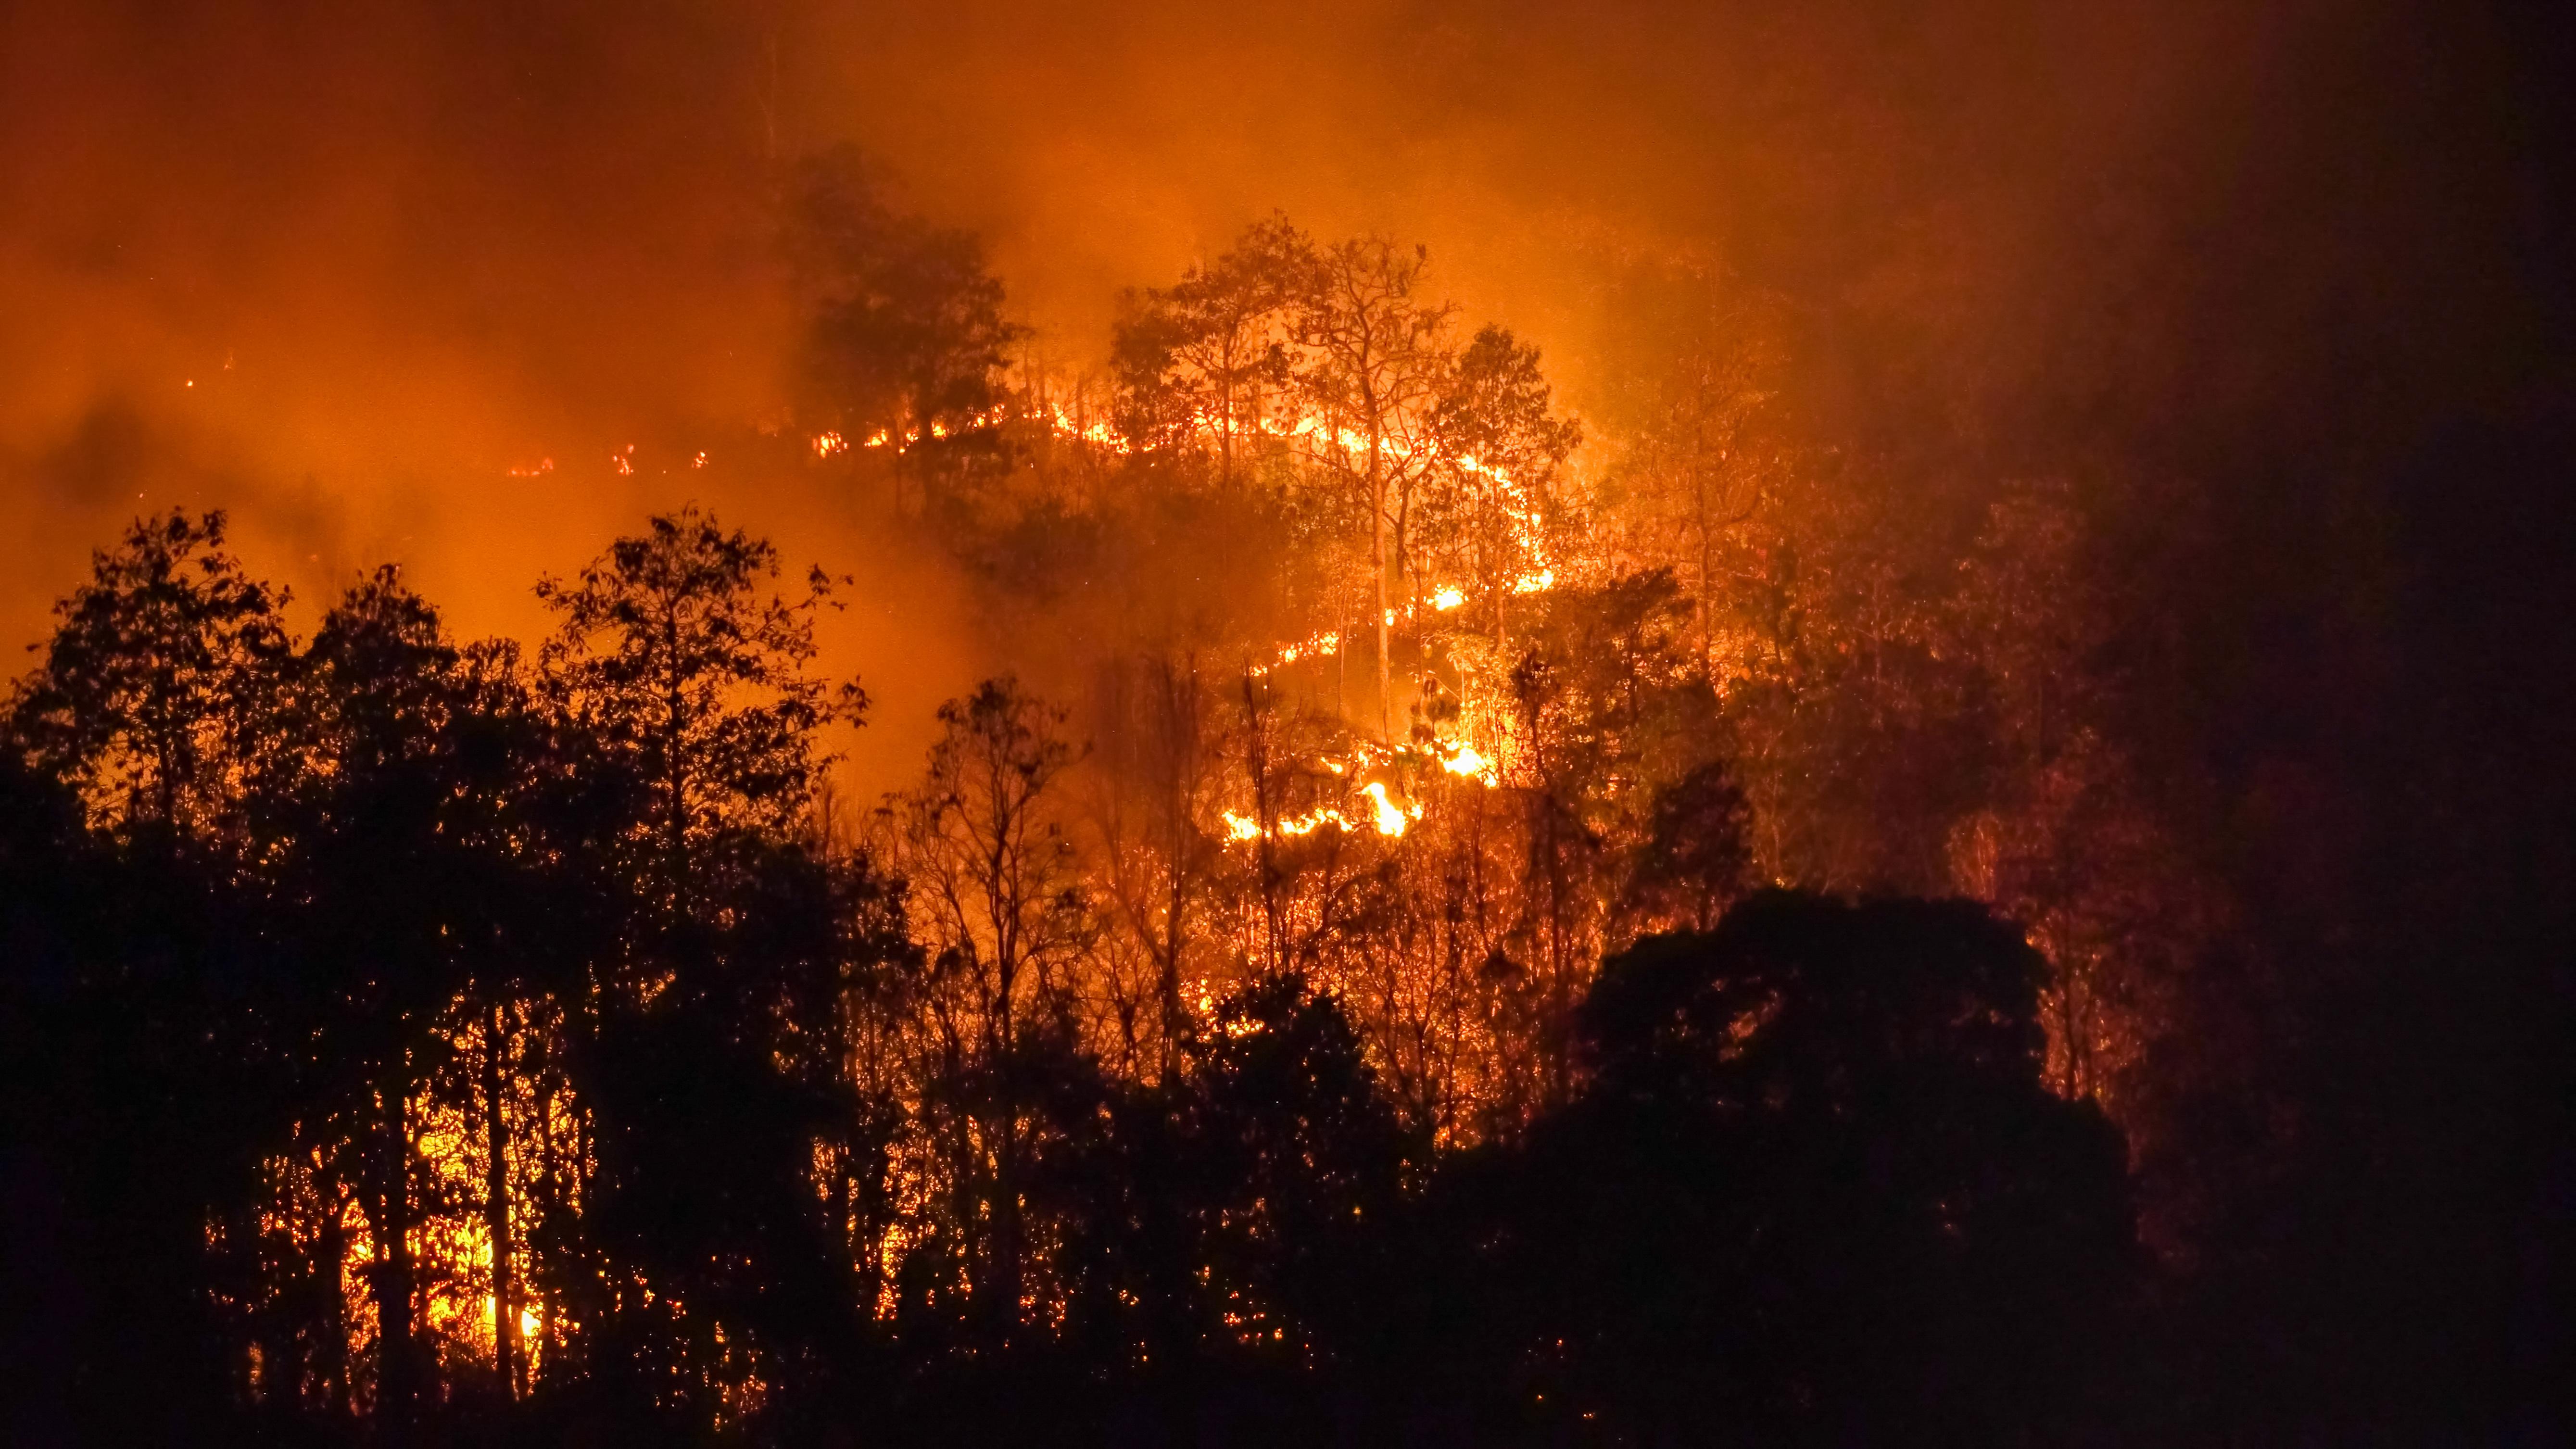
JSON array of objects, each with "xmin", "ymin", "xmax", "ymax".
[
  {"xmin": 1421, "ymin": 324, "xmax": 1582, "ymax": 649},
  {"xmin": 789, "ymin": 147, "xmax": 1024, "ymax": 515},
  {"xmin": 1110, "ymin": 217, "xmax": 1304, "ymax": 481},
  {"xmin": 1284, "ymin": 233, "xmax": 1457, "ymax": 739}
]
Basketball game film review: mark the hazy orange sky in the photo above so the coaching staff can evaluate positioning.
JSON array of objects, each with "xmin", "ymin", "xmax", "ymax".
[{"xmin": 1, "ymin": 0, "xmax": 2545, "ymax": 784}]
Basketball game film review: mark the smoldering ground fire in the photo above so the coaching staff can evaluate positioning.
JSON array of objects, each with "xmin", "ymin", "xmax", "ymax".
[{"xmin": 4, "ymin": 1, "xmax": 2572, "ymax": 1444}]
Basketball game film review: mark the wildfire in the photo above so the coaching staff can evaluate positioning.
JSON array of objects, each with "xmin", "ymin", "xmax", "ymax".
[
  {"xmin": 1440, "ymin": 741, "xmax": 1499, "ymax": 786},
  {"xmin": 1362, "ymin": 780, "xmax": 1412, "ymax": 835},
  {"xmin": 1047, "ymin": 402, "xmax": 1128, "ymax": 451},
  {"xmin": 1220, "ymin": 779, "xmax": 1420, "ymax": 842},
  {"xmin": 1225, "ymin": 805, "xmax": 1356, "ymax": 840},
  {"xmin": 801, "ymin": 398, "xmax": 1555, "ymax": 808},
  {"xmin": 817, "ymin": 404, "xmax": 1031, "ymax": 458},
  {"xmin": 1021, "ymin": 398, "xmax": 1564, "ymax": 653},
  {"xmin": 484, "ymin": 1296, "xmax": 543, "ymax": 1343},
  {"xmin": 1288, "ymin": 630, "xmax": 1339, "ymax": 662},
  {"xmin": 845, "ymin": 396, "xmax": 1562, "ymax": 600},
  {"xmin": 1251, "ymin": 413, "xmax": 1557, "ymax": 578},
  {"xmin": 1248, "ymin": 628, "xmax": 1341, "ymax": 677},
  {"xmin": 801, "ymin": 397, "xmax": 1557, "ymax": 623}
]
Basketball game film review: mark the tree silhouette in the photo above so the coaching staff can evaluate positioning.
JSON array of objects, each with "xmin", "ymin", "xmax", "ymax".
[
  {"xmin": 1111, "ymin": 218, "xmax": 1303, "ymax": 483},
  {"xmin": 538, "ymin": 506, "xmax": 862, "ymax": 939},
  {"xmin": 877, "ymin": 677, "xmax": 1092, "ymax": 1347},
  {"xmin": 12, "ymin": 508, "xmax": 289, "ymax": 841},
  {"xmin": 271, "ymin": 568, "xmax": 487, "ymax": 1437},
  {"xmin": 1616, "ymin": 758, "xmax": 1754, "ymax": 939},
  {"xmin": 1423, "ymin": 325, "xmax": 1580, "ymax": 648},
  {"xmin": 790, "ymin": 146, "xmax": 1025, "ymax": 515},
  {"xmin": 6, "ymin": 510, "xmax": 292, "ymax": 1443},
  {"xmin": 1287, "ymin": 232, "xmax": 1455, "ymax": 738},
  {"xmin": 1443, "ymin": 891, "xmax": 2142, "ymax": 1445}
]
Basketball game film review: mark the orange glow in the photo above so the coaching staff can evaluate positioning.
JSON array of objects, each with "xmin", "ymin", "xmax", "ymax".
[
  {"xmin": 483, "ymin": 1295, "xmax": 543, "ymax": 1343},
  {"xmin": 1220, "ymin": 778, "xmax": 1419, "ymax": 842},
  {"xmin": 1248, "ymin": 628, "xmax": 1341, "ymax": 677},
  {"xmin": 1362, "ymin": 780, "xmax": 1413, "ymax": 836},
  {"xmin": 1440, "ymin": 741, "xmax": 1498, "ymax": 786}
]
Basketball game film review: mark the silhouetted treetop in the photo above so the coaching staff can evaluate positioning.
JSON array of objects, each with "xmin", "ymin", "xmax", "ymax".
[
  {"xmin": 789, "ymin": 145, "xmax": 1024, "ymax": 447},
  {"xmin": 538, "ymin": 506, "xmax": 863, "ymax": 910},
  {"xmin": 10, "ymin": 509, "xmax": 290, "ymax": 840},
  {"xmin": 1579, "ymin": 889, "xmax": 2050, "ymax": 1106}
]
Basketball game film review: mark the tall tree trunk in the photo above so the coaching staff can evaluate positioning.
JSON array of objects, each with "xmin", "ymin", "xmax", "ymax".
[
  {"xmin": 485, "ymin": 998, "xmax": 518, "ymax": 1399},
  {"xmin": 1371, "ymin": 452, "xmax": 1391, "ymax": 739},
  {"xmin": 316, "ymin": 1173, "xmax": 350, "ymax": 1416},
  {"xmin": 534, "ymin": 1054, "xmax": 561, "ymax": 1376},
  {"xmin": 1218, "ymin": 363, "xmax": 1236, "ymax": 490},
  {"xmin": 1244, "ymin": 674, "xmax": 1288, "ymax": 974},
  {"xmin": 1157, "ymin": 658, "xmax": 1196, "ymax": 1080},
  {"xmin": 373, "ymin": 1081, "xmax": 417, "ymax": 1443},
  {"xmin": 664, "ymin": 608, "xmax": 688, "ymax": 930},
  {"xmin": 1696, "ymin": 470, "xmax": 1717, "ymax": 671},
  {"xmin": 991, "ymin": 1058, "xmax": 1023, "ymax": 1344},
  {"xmin": 989, "ymin": 935, "xmax": 1024, "ymax": 1345}
]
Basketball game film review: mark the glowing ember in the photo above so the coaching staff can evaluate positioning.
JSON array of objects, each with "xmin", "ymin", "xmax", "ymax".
[
  {"xmin": 1022, "ymin": 396, "xmax": 1561, "ymax": 608},
  {"xmin": 1440, "ymin": 742, "xmax": 1498, "ymax": 785},
  {"xmin": 1219, "ymin": 779, "xmax": 1417, "ymax": 841},
  {"xmin": 1249, "ymin": 628, "xmax": 1342, "ymax": 676},
  {"xmin": 1363, "ymin": 780, "xmax": 1414, "ymax": 836},
  {"xmin": 483, "ymin": 1296, "xmax": 543, "ymax": 1342}
]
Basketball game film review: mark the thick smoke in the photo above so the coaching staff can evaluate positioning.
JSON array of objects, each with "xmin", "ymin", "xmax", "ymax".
[{"xmin": 2, "ymin": 0, "xmax": 2564, "ymax": 788}]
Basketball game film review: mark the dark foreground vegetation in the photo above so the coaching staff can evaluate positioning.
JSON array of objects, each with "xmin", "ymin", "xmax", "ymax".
[
  {"xmin": 0, "ymin": 509, "xmax": 2138, "ymax": 1447},
  {"xmin": 0, "ymin": 494, "xmax": 2560, "ymax": 1446}
]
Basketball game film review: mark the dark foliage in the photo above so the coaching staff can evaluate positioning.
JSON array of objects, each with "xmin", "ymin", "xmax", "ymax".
[{"xmin": 1, "ymin": 525, "xmax": 2146, "ymax": 1445}]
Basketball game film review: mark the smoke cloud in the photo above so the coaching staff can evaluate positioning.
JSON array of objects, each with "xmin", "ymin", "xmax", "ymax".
[{"xmin": 3, "ymin": 0, "xmax": 2563, "ymax": 786}]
